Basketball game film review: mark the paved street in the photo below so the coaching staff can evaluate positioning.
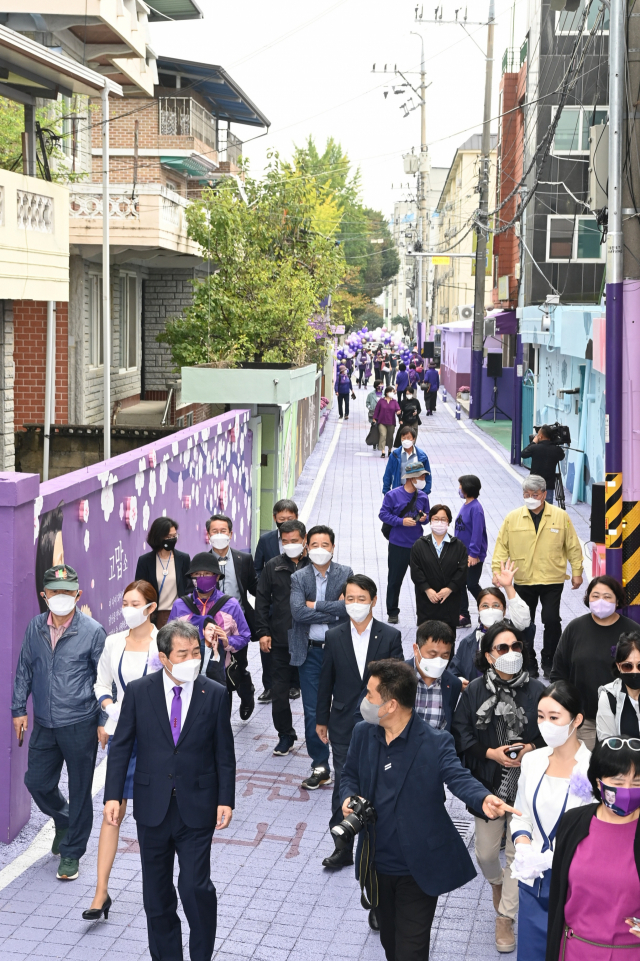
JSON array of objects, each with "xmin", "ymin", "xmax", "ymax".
[{"xmin": 0, "ymin": 391, "xmax": 591, "ymax": 961}]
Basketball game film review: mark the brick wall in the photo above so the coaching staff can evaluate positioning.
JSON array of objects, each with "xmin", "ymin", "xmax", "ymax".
[
  {"xmin": 0, "ymin": 302, "xmax": 15, "ymax": 470},
  {"xmin": 492, "ymin": 64, "xmax": 526, "ymax": 308},
  {"xmin": 13, "ymin": 301, "xmax": 68, "ymax": 428}
]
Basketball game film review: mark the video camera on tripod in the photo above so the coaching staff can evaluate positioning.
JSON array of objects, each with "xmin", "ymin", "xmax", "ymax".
[{"xmin": 530, "ymin": 422, "xmax": 572, "ymax": 447}]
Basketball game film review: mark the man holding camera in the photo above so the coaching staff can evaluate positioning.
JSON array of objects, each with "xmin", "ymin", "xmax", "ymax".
[
  {"xmin": 339, "ymin": 660, "xmax": 519, "ymax": 959},
  {"xmin": 520, "ymin": 425, "xmax": 565, "ymax": 504}
]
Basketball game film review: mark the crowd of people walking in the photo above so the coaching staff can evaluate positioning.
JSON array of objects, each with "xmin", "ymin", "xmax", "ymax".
[{"xmin": 10, "ymin": 351, "xmax": 640, "ymax": 961}]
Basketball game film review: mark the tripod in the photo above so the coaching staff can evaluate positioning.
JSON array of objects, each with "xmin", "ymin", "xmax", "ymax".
[
  {"xmin": 478, "ymin": 376, "xmax": 510, "ymax": 423},
  {"xmin": 554, "ymin": 470, "xmax": 566, "ymax": 511}
]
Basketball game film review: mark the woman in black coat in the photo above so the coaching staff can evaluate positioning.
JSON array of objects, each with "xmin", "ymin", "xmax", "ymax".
[
  {"xmin": 134, "ymin": 516, "xmax": 191, "ymax": 628},
  {"xmin": 546, "ymin": 738, "xmax": 640, "ymax": 961},
  {"xmin": 409, "ymin": 503, "xmax": 468, "ymax": 630}
]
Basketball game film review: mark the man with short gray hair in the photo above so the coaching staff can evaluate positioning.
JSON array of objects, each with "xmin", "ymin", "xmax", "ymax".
[{"xmin": 491, "ymin": 475, "xmax": 583, "ymax": 677}]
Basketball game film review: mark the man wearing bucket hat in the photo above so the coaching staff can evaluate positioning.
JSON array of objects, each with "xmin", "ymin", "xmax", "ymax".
[
  {"xmin": 11, "ymin": 564, "xmax": 106, "ymax": 881},
  {"xmin": 379, "ymin": 462, "xmax": 430, "ymax": 624},
  {"xmin": 167, "ymin": 552, "xmax": 253, "ymax": 716}
]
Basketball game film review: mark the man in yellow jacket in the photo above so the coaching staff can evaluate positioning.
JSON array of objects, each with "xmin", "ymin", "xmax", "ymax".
[{"xmin": 492, "ymin": 474, "xmax": 583, "ymax": 678}]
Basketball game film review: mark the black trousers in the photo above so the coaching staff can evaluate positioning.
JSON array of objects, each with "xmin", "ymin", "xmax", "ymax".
[
  {"xmin": 338, "ymin": 393, "xmax": 350, "ymax": 417},
  {"xmin": 397, "ymin": 390, "xmax": 406, "ymax": 406},
  {"xmin": 25, "ymin": 717, "xmax": 98, "ymax": 860},
  {"xmin": 227, "ymin": 645, "xmax": 254, "ymax": 706},
  {"xmin": 515, "ymin": 582, "xmax": 564, "ymax": 666},
  {"xmin": 329, "ymin": 739, "xmax": 351, "ymax": 831},
  {"xmin": 271, "ymin": 642, "xmax": 296, "ymax": 738},
  {"xmin": 377, "ymin": 873, "xmax": 438, "ymax": 961},
  {"xmin": 258, "ymin": 651, "xmax": 299, "ymax": 693},
  {"xmin": 459, "ymin": 562, "xmax": 483, "ymax": 617},
  {"xmin": 137, "ymin": 797, "xmax": 216, "ymax": 961},
  {"xmin": 386, "ymin": 543, "xmax": 412, "ymax": 617}
]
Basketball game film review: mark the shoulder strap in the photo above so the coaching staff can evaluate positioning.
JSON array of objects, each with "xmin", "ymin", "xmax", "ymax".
[
  {"xmin": 399, "ymin": 490, "xmax": 419, "ymax": 518},
  {"xmin": 180, "ymin": 593, "xmax": 232, "ymax": 618}
]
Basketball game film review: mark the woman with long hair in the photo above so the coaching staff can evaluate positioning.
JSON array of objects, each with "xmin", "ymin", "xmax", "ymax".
[{"xmin": 82, "ymin": 580, "xmax": 159, "ymax": 920}]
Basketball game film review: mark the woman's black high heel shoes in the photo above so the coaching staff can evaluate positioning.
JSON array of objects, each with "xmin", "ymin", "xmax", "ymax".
[{"xmin": 82, "ymin": 894, "xmax": 112, "ymax": 921}]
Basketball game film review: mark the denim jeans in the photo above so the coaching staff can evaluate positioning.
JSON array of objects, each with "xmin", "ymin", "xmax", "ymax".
[{"xmin": 298, "ymin": 645, "xmax": 331, "ymax": 769}]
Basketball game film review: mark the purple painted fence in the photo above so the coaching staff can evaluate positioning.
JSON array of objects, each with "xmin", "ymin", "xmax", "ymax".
[{"xmin": 1, "ymin": 409, "xmax": 253, "ymax": 842}]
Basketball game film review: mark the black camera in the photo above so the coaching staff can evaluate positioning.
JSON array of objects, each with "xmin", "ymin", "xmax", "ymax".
[
  {"xmin": 531, "ymin": 421, "xmax": 571, "ymax": 446},
  {"xmin": 330, "ymin": 796, "xmax": 377, "ymax": 850}
]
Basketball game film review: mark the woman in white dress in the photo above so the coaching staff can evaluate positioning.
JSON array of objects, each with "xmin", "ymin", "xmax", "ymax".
[
  {"xmin": 510, "ymin": 680, "xmax": 592, "ymax": 960},
  {"xmin": 82, "ymin": 579, "xmax": 159, "ymax": 920}
]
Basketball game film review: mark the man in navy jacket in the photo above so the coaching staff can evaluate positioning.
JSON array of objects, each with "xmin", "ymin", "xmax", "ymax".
[
  {"xmin": 340, "ymin": 660, "xmax": 518, "ymax": 957},
  {"xmin": 104, "ymin": 620, "xmax": 235, "ymax": 961},
  {"xmin": 407, "ymin": 619, "xmax": 461, "ymax": 732},
  {"xmin": 316, "ymin": 574, "xmax": 403, "ymax": 868}
]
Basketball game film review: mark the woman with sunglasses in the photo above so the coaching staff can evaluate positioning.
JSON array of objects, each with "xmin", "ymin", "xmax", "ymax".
[
  {"xmin": 551, "ymin": 575, "xmax": 637, "ymax": 750},
  {"xmin": 453, "ymin": 622, "xmax": 545, "ymax": 953},
  {"xmin": 509, "ymin": 681, "xmax": 590, "ymax": 960},
  {"xmin": 597, "ymin": 633, "xmax": 640, "ymax": 741},
  {"xmin": 546, "ymin": 737, "xmax": 640, "ymax": 960},
  {"xmin": 450, "ymin": 560, "xmax": 531, "ymax": 687}
]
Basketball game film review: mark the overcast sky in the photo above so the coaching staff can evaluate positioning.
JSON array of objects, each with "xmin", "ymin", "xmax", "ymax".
[{"xmin": 150, "ymin": 0, "xmax": 527, "ymax": 217}]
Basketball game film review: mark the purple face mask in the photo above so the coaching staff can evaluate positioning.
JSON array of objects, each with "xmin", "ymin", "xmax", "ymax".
[
  {"xmin": 590, "ymin": 599, "xmax": 617, "ymax": 619},
  {"xmin": 194, "ymin": 574, "xmax": 217, "ymax": 594},
  {"xmin": 599, "ymin": 780, "xmax": 640, "ymax": 816}
]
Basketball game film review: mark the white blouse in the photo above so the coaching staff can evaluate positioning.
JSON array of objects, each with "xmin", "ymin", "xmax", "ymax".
[{"xmin": 94, "ymin": 628, "xmax": 159, "ymax": 734}]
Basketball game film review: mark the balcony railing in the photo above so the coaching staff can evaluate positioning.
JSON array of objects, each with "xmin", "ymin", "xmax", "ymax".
[
  {"xmin": 502, "ymin": 48, "xmax": 518, "ymax": 74},
  {"xmin": 218, "ymin": 129, "xmax": 242, "ymax": 165},
  {"xmin": 159, "ymin": 98, "xmax": 217, "ymax": 151}
]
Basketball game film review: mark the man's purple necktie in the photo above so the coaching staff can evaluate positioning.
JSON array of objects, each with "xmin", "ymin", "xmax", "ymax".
[{"xmin": 170, "ymin": 686, "xmax": 182, "ymax": 745}]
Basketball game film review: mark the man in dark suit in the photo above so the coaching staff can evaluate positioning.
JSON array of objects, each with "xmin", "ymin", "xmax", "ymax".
[
  {"xmin": 104, "ymin": 621, "xmax": 235, "ymax": 961},
  {"xmin": 316, "ymin": 574, "xmax": 403, "ymax": 869},
  {"xmin": 340, "ymin": 660, "xmax": 519, "ymax": 957},
  {"xmin": 253, "ymin": 498, "xmax": 299, "ymax": 702},
  {"xmin": 408, "ymin": 619, "xmax": 462, "ymax": 733},
  {"xmin": 207, "ymin": 513, "xmax": 258, "ymax": 720}
]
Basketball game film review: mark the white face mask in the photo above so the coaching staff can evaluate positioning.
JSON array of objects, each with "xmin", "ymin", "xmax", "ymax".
[
  {"xmin": 167, "ymin": 657, "xmax": 201, "ymax": 684},
  {"xmin": 401, "ymin": 439, "xmax": 414, "ymax": 450},
  {"xmin": 419, "ymin": 655, "xmax": 449, "ymax": 678},
  {"xmin": 282, "ymin": 542, "xmax": 304, "ymax": 558},
  {"xmin": 209, "ymin": 533, "xmax": 231, "ymax": 550},
  {"xmin": 492, "ymin": 650, "xmax": 524, "ymax": 675},
  {"xmin": 538, "ymin": 719, "xmax": 575, "ymax": 749},
  {"xmin": 524, "ymin": 496, "xmax": 542, "ymax": 509},
  {"xmin": 479, "ymin": 608, "xmax": 505, "ymax": 628},
  {"xmin": 431, "ymin": 519, "xmax": 448, "ymax": 534},
  {"xmin": 346, "ymin": 602, "xmax": 371, "ymax": 623},
  {"xmin": 122, "ymin": 603, "xmax": 152, "ymax": 629},
  {"xmin": 412, "ymin": 478, "xmax": 426, "ymax": 490},
  {"xmin": 309, "ymin": 547, "xmax": 333, "ymax": 566},
  {"xmin": 47, "ymin": 593, "xmax": 78, "ymax": 617}
]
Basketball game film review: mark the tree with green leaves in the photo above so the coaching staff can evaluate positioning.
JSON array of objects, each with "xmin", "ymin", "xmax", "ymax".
[{"xmin": 159, "ymin": 153, "xmax": 347, "ymax": 367}]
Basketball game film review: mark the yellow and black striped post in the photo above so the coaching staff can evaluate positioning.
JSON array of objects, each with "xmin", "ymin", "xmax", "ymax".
[
  {"xmin": 606, "ymin": 472, "xmax": 623, "ymax": 549},
  {"xmin": 623, "ymin": 500, "xmax": 640, "ymax": 605}
]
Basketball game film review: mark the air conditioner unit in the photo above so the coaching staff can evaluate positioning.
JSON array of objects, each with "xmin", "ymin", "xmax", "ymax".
[{"xmin": 459, "ymin": 304, "xmax": 474, "ymax": 320}]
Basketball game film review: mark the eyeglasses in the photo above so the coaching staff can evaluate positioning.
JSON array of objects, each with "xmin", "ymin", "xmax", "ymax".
[
  {"xmin": 617, "ymin": 662, "xmax": 640, "ymax": 674},
  {"xmin": 492, "ymin": 641, "xmax": 524, "ymax": 655},
  {"xmin": 602, "ymin": 737, "xmax": 640, "ymax": 751}
]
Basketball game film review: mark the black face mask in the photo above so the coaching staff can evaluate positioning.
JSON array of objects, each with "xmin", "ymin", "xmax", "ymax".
[
  {"xmin": 162, "ymin": 537, "xmax": 177, "ymax": 551},
  {"xmin": 623, "ymin": 674, "xmax": 640, "ymax": 690}
]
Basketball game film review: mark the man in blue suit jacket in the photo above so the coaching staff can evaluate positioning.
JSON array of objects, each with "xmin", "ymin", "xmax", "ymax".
[
  {"xmin": 104, "ymin": 621, "xmax": 235, "ymax": 961},
  {"xmin": 340, "ymin": 659, "xmax": 518, "ymax": 957},
  {"xmin": 407, "ymin": 619, "xmax": 462, "ymax": 733},
  {"xmin": 289, "ymin": 525, "xmax": 353, "ymax": 790}
]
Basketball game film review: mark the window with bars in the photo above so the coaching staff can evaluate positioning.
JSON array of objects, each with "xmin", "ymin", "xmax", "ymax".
[
  {"xmin": 119, "ymin": 274, "xmax": 139, "ymax": 370},
  {"xmin": 88, "ymin": 274, "xmax": 103, "ymax": 367}
]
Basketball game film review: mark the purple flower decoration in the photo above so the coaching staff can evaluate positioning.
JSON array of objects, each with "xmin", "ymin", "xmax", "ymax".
[
  {"xmin": 569, "ymin": 769, "xmax": 593, "ymax": 803},
  {"xmin": 147, "ymin": 652, "xmax": 163, "ymax": 673}
]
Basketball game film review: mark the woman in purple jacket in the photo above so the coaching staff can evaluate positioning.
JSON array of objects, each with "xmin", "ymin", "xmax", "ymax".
[
  {"xmin": 395, "ymin": 363, "xmax": 410, "ymax": 404},
  {"xmin": 454, "ymin": 474, "xmax": 488, "ymax": 628},
  {"xmin": 373, "ymin": 386, "xmax": 401, "ymax": 458},
  {"xmin": 334, "ymin": 364, "xmax": 353, "ymax": 420}
]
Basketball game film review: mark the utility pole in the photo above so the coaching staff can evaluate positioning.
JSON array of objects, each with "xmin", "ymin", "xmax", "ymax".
[
  {"xmin": 102, "ymin": 83, "xmax": 111, "ymax": 462},
  {"xmin": 410, "ymin": 31, "xmax": 428, "ymax": 347},
  {"xmin": 469, "ymin": 0, "xmax": 495, "ymax": 420}
]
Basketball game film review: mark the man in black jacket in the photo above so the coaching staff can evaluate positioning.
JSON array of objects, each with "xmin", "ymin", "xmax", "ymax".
[
  {"xmin": 316, "ymin": 574, "xmax": 403, "ymax": 869},
  {"xmin": 207, "ymin": 514, "xmax": 257, "ymax": 720},
  {"xmin": 520, "ymin": 426, "xmax": 565, "ymax": 504},
  {"xmin": 104, "ymin": 620, "xmax": 235, "ymax": 961},
  {"xmin": 255, "ymin": 520, "xmax": 310, "ymax": 757}
]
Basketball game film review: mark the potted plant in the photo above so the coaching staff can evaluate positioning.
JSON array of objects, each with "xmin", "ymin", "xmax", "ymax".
[{"xmin": 459, "ymin": 385, "xmax": 470, "ymax": 400}]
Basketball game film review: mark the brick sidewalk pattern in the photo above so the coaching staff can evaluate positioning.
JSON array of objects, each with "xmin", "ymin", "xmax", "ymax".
[{"xmin": 0, "ymin": 389, "xmax": 592, "ymax": 961}]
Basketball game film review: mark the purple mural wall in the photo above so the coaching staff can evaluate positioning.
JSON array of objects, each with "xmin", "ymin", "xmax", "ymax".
[{"xmin": 1, "ymin": 409, "xmax": 253, "ymax": 842}]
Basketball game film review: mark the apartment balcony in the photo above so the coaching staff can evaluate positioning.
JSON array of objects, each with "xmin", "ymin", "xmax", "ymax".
[
  {"xmin": 68, "ymin": 183, "xmax": 200, "ymax": 258},
  {"xmin": 0, "ymin": 168, "xmax": 69, "ymax": 301},
  {"xmin": 158, "ymin": 97, "xmax": 243, "ymax": 167}
]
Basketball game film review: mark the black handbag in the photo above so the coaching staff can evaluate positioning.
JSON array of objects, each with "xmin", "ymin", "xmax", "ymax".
[
  {"xmin": 366, "ymin": 423, "xmax": 380, "ymax": 447},
  {"xmin": 381, "ymin": 490, "xmax": 419, "ymax": 540}
]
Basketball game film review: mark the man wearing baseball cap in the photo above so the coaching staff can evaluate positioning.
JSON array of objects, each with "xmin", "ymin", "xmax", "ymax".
[{"xmin": 11, "ymin": 564, "xmax": 106, "ymax": 881}]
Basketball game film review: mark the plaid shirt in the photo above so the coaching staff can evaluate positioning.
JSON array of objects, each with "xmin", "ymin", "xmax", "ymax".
[{"xmin": 414, "ymin": 670, "xmax": 445, "ymax": 729}]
